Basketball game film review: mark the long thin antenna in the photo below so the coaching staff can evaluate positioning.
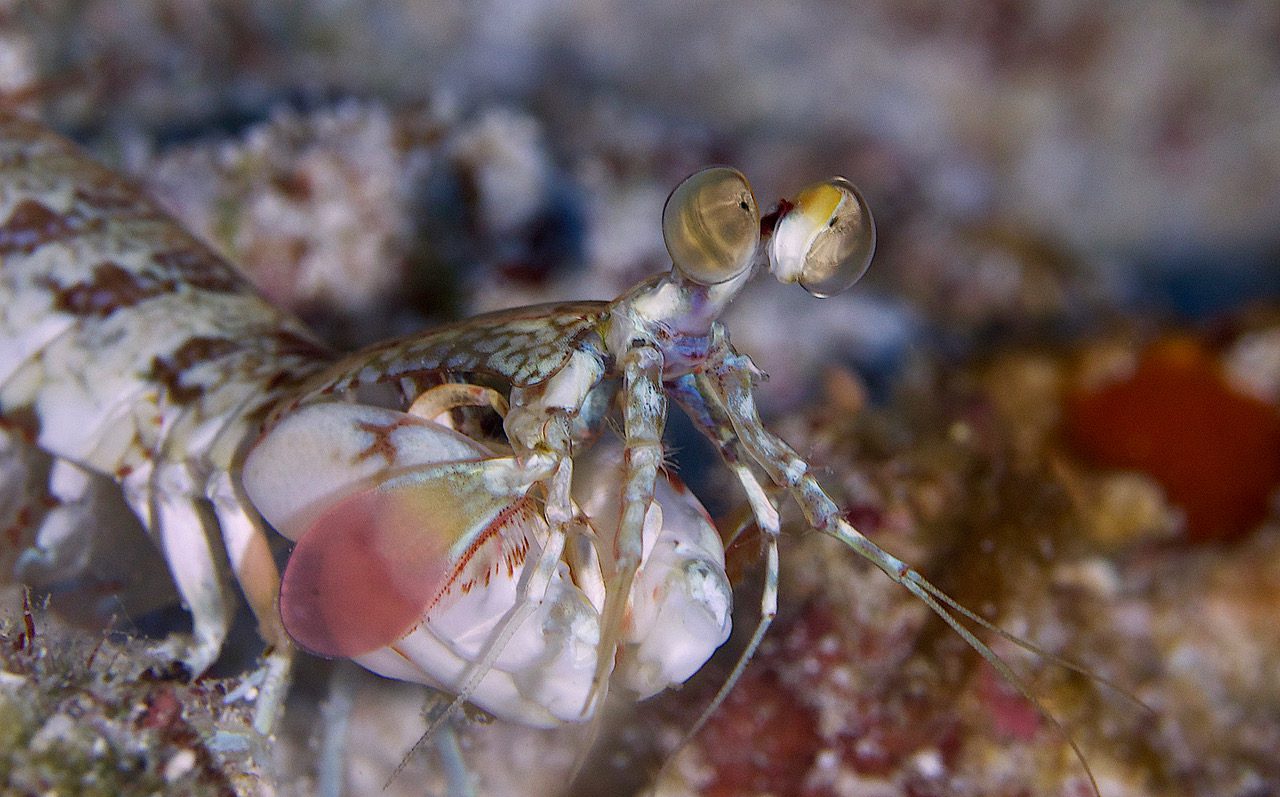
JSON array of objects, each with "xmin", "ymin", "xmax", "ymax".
[
  {"xmin": 906, "ymin": 571, "xmax": 1153, "ymax": 713},
  {"xmin": 896, "ymin": 571, "xmax": 1102, "ymax": 797}
]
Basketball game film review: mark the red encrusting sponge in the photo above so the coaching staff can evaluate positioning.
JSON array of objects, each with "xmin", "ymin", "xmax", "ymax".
[{"xmin": 1065, "ymin": 337, "xmax": 1280, "ymax": 542}]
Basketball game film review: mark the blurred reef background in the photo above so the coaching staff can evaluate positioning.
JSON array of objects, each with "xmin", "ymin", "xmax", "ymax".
[{"xmin": 1, "ymin": 1, "xmax": 1278, "ymax": 795}]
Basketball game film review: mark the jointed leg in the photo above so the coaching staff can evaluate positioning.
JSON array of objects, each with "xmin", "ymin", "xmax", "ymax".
[
  {"xmin": 699, "ymin": 349, "xmax": 1022, "ymax": 631},
  {"xmin": 694, "ymin": 352, "xmax": 914, "ymax": 577},
  {"xmin": 667, "ymin": 374, "xmax": 780, "ymax": 741},
  {"xmin": 208, "ymin": 468, "xmax": 293, "ymax": 733},
  {"xmin": 437, "ymin": 455, "xmax": 573, "ymax": 707},
  {"xmin": 696, "ymin": 346, "xmax": 1104, "ymax": 796},
  {"xmin": 407, "ymin": 383, "xmax": 509, "ymax": 423},
  {"xmin": 125, "ymin": 462, "xmax": 234, "ymax": 677},
  {"xmin": 391, "ymin": 417, "xmax": 576, "ymax": 782},
  {"xmin": 585, "ymin": 343, "xmax": 666, "ymax": 714}
]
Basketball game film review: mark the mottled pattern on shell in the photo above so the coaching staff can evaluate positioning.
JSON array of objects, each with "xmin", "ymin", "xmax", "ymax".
[
  {"xmin": 296, "ymin": 301, "xmax": 609, "ymax": 401},
  {"xmin": 0, "ymin": 112, "xmax": 331, "ymax": 475}
]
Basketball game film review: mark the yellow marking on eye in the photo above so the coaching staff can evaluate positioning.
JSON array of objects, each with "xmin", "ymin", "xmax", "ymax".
[{"xmin": 794, "ymin": 182, "xmax": 844, "ymax": 227}]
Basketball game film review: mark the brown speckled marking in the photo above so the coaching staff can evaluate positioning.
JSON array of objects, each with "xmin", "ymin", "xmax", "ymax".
[
  {"xmin": 3, "ymin": 503, "xmax": 32, "ymax": 546},
  {"xmin": 0, "ymin": 112, "xmax": 334, "ymax": 692},
  {"xmin": 48, "ymin": 261, "xmax": 172, "ymax": 316},
  {"xmin": 150, "ymin": 249, "xmax": 245, "ymax": 294},
  {"xmin": 38, "ymin": 253, "xmax": 244, "ymax": 319},
  {"xmin": 0, "ymin": 199, "xmax": 87, "ymax": 254},
  {"xmin": 295, "ymin": 301, "xmax": 609, "ymax": 405},
  {"xmin": 148, "ymin": 337, "xmax": 242, "ymax": 405},
  {"xmin": 268, "ymin": 329, "xmax": 333, "ymax": 360},
  {"xmin": 353, "ymin": 419, "xmax": 410, "ymax": 467},
  {"xmin": 71, "ymin": 179, "xmax": 153, "ymax": 214},
  {"xmin": 0, "ymin": 410, "xmax": 39, "ymax": 445}
]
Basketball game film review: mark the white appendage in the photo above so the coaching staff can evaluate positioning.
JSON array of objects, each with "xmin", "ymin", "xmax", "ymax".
[
  {"xmin": 572, "ymin": 442, "xmax": 731, "ymax": 699},
  {"xmin": 245, "ymin": 394, "xmax": 732, "ymax": 725}
]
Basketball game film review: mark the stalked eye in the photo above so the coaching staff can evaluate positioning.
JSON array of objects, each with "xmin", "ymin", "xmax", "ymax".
[
  {"xmin": 662, "ymin": 167, "xmax": 760, "ymax": 285},
  {"xmin": 768, "ymin": 177, "xmax": 874, "ymax": 298}
]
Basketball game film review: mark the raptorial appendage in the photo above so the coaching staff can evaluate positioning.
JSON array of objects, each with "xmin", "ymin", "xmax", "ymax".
[
  {"xmin": 0, "ymin": 113, "xmax": 1104, "ymax": 792},
  {"xmin": 241, "ymin": 166, "xmax": 880, "ymax": 731},
  {"xmin": 243, "ymin": 380, "xmax": 731, "ymax": 726}
]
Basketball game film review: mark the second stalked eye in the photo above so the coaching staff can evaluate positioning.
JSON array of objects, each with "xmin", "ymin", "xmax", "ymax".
[
  {"xmin": 768, "ymin": 177, "xmax": 875, "ymax": 298},
  {"xmin": 662, "ymin": 167, "xmax": 761, "ymax": 285}
]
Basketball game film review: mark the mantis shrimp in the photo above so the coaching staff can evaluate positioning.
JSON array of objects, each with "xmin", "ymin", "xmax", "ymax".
[{"xmin": 0, "ymin": 110, "xmax": 1104, "ymax": 789}]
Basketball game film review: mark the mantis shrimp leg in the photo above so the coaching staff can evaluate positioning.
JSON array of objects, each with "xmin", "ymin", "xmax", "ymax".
[
  {"xmin": 586, "ymin": 341, "xmax": 666, "ymax": 714},
  {"xmin": 666, "ymin": 373, "xmax": 781, "ymax": 749},
  {"xmin": 696, "ymin": 338, "xmax": 1104, "ymax": 796}
]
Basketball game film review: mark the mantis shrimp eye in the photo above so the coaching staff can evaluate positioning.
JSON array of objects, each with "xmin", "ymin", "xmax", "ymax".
[
  {"xmin": 662, "ymin": 167, "xmax": 761, "ymax": 285},
  {"xmin": 768, "ymin": 177, "xmax": 875, "ymax": 298}
]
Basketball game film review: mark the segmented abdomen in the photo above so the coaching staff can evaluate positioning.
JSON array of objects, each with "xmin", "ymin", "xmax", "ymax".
[{"xmin": 0, "ymin": 112, "xmax": 331, "ymax": 483}]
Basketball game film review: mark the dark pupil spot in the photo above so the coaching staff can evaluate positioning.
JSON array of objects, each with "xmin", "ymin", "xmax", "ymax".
[{"xmin": 739, "ymin": 200, "xmax": 750, "ymax": 211}]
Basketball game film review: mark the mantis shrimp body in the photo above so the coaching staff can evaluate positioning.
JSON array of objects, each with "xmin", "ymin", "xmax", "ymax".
[
  {"xmin": 237, "ymin": 163, "xmax": 883, "ymax": 730},
  {"xmin": 0, "ymin": 111, "xmax": 1103, "ymax": 788},
  {"xmin": 0, "ymin": 112, "xmax": 336, "ymax": 727}
]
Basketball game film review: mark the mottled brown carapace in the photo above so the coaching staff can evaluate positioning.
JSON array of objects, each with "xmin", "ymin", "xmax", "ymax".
[{"xmin": 0, "ymin": 112, "xmax": 331, "ymax": 729}]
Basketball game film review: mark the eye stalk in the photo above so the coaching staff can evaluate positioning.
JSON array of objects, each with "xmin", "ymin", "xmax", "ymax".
[
  {"xmin": 662, "ymin": 167, "xmax": 761, "ymax": 286},
  {"xmin": 768, "ymin": 177, "xmax": 875, "ymax": 298}
]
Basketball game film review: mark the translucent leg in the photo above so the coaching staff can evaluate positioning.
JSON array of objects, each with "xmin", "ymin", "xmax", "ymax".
[
  {"xmin": 585, "ymin": 343, "xmax": 665, "ymax": 716},
  {"xmin": 316, "ymin": 661, "xmax": 358, "ymax": 797},
  {"xmin": 685, "ymin": 472, "xmax": 779, "ymax": 719},
  {"xmin": 657, "ymin": 517, "xmax": 776, "ymax": 787},
  {"xmin": 667, "ymin": 374, "xmax": 780, "ymax": 746},
  {"xmin": 696, "ymin": 347, "xmax": 1104, "ymax": 797},
  {"xmin": 400, "ymin": 691, "xmax": 477, "ymax": 797},
  {"xmin": 434, "ymin": 720, "xmax": 477, "ymax": 797}
]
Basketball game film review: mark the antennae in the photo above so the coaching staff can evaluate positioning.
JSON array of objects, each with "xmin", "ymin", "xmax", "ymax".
[
  {"xmin": 834, "ymin": 523, "xmax": 1104, "ymax": 797},
  {"xmin": 903, "ymin": 575, "xmax": 1102, "ymax": 794},
  {"xmin": 692, "ymin": 361, "xmax": 1116, "ymax": 797},
  {"xmin": 905, "ymin": 571, "xmax": 1153, "ymax": 714}
]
